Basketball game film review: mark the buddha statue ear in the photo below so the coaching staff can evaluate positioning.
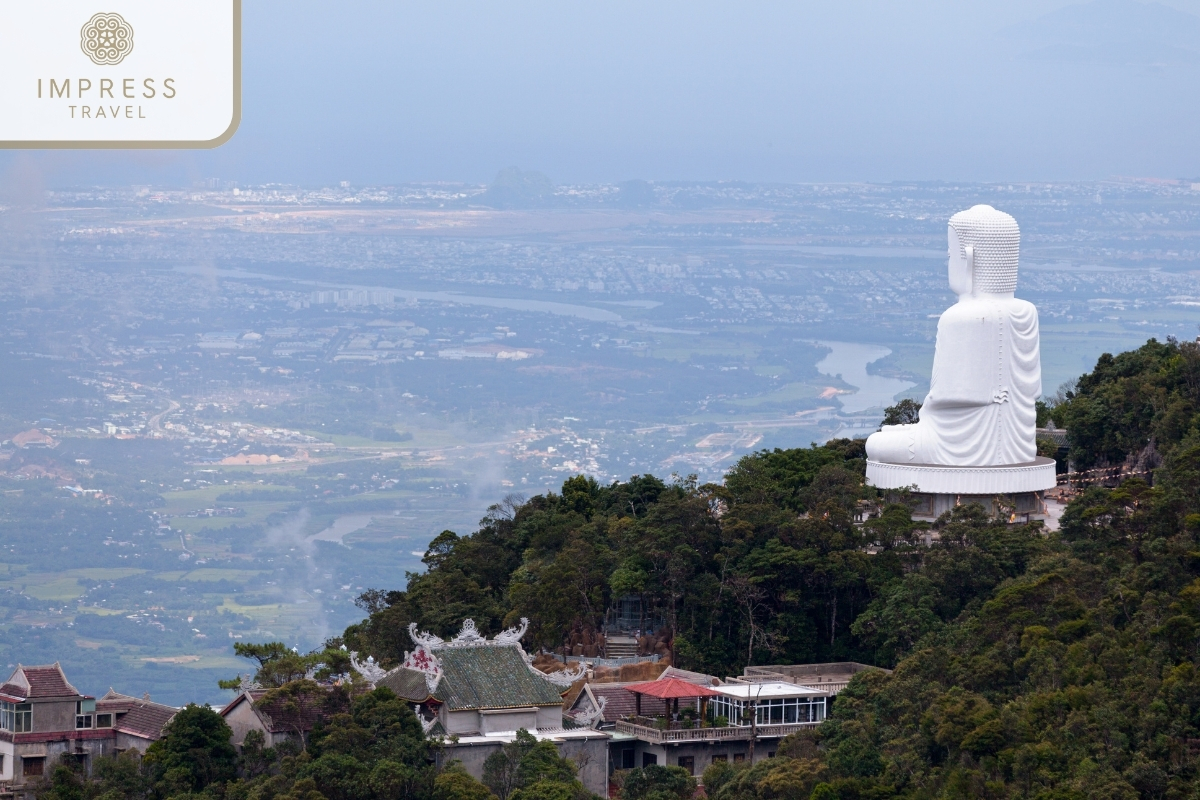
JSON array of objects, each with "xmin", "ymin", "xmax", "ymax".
[
  {"xmin": 947, "ymin": 226, "xmax": 973, "ymax": 297},
  {"xmin": 965, "ymin": 245, "xmax": 975, "ymax": 286}
]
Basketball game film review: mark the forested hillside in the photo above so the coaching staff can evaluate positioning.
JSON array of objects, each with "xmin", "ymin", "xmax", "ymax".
[
  {"xmin": 340, "ymin": 438, "xmax": 1049, "ymax": 677},
  {"xmin": 341, "ymin": 336, "xmax": 1200, "ymax": 798}
]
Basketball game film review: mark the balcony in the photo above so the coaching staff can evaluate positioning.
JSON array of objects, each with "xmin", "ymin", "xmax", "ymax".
[{"xmin": 614, "ymin": 718, "xmax": 818, "ymax": 744}]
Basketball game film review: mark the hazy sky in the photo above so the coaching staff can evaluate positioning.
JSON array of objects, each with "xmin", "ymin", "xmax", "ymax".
[{"xmin": 5, "ymin": 0, "xmax": 1200, "ymax": 187}]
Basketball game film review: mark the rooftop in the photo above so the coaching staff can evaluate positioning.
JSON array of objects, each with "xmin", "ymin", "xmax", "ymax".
[
  {"xmin": 220, "ymin": 686, "xmax": 347, "ymax": 734},
  {"xmin": 98, "ymin": 690, "xmax": 178, "ymax": 739},
  {"xmin": 436, "ymin": 645, "xmax": 567, "ymax": 710},
  {"xmin": 714, "ymin": 682, "xmax": 828, "ymax": 700},
  {"xmin": 1, "ymin": 663, "xmax": 81, "ymax": 700},
  {"xmin": 452, "ymin": 727, "xmax": 609, "ymax": 745},
  {"xmin": 626, "ymin": 677, "xmax": 719, "ymax": 699},
  {"xmin": 377, "ymin": 619, "xmax": 574, "ymax": 712}
]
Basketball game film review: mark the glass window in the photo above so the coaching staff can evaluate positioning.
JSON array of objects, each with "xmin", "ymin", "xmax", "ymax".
[
  {"xmin": 0, "ymin": 701, "xmax": 12, "ymax": 731},
  {"xmin": 15, "ymin": 703, "xmax": 31, "ymax": 733},
  {"xmin": 784, "ymin": 702, "xmax": 798, "ymax": 724},
  {"xmin": 22, "ymin": 757, "xmax": 44, "ymax": 777},
  {"xmin": 76, "ymin": 714, "xmax": 92, "ymax": 729},
  {"xmin": 677, "ymin": 756, "xmax": 694, "ymax": 775},
  {"xmin": 96, "ymin": 713, "xmax": 113, "ymax": 729}
]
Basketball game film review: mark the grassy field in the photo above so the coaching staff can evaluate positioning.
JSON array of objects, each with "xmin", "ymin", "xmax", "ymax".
[
  {"xmin": 75, "ymin": 607, "xmax": 125, "ymax": 616},
  {"xmin": 729, "ymin": 381, "xmax": 828, "ymax": 407},
  {"xmin": 69, "ymin": 568, "xmax": 149, "ymax": 580},
  {"xmin": 155, "ymin": 569, "xmax": 264, "ymax": 583},
  {"xmin": 169, "ymin": 503, "xmax": 292, "ymax": 534},
  {"xmin": 23, "ymin": 577, "xmax": 85, "ymax": 602}
]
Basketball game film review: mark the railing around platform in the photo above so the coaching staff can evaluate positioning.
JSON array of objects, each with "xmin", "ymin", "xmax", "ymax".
[{"xmin": 614, "ymin": 719, "xmax": 819, "ymax": 743}]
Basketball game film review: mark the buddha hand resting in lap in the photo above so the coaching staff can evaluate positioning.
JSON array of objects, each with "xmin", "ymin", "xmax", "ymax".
[{"xmin": 866, "ymin": 205, "xmax": 1040, "ymax": 467}]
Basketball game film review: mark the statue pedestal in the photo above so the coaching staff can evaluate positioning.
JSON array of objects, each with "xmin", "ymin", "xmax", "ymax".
[{"xmin": 866, "ymin": 457, "xmax": 1058, "ymax": 522}]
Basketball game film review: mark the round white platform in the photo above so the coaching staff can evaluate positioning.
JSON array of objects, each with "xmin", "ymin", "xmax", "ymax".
[{"xmin": 865, "ymin": 457, "xmax": 1057, "ymax": 494}]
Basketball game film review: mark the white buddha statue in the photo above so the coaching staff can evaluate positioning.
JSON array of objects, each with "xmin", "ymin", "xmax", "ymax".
[{"xmin": 866, "ymin": 205, "xmax": 1041, "ymax": 467}]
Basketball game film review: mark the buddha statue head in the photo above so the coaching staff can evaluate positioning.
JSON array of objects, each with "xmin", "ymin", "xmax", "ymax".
[{"xmin": 947, "ymin": 205, "xmax": 1020, "ymax": 299}]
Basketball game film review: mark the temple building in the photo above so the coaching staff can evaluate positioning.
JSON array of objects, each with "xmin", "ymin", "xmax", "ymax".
[{"xmin": 360, "ymin": 619, "xmax": 610, "ymax": 797}]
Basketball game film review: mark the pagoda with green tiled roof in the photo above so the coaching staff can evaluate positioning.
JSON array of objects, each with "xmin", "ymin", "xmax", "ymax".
[{"xmin": 367, "ymin": 618, "xmax": 585, "ymax": 737}]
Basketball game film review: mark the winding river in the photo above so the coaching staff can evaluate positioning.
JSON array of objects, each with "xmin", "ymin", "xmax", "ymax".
[{"xmin": 815, "ymin": 341, "xmax": 917, "ymax": 414}]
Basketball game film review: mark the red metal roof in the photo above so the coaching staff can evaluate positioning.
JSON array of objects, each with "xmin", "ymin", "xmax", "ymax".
[
  {"xmin": 658, "ymin": 666, "xmax": 721, "ymax": 687},
  {"xmin": 625, "ymin": 677, "xmax": 720, "ymax": 699}
]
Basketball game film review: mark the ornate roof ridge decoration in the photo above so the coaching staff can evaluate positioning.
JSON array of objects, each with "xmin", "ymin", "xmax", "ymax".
[
  {"xmin": 407, "ymin": 618, "xmax": 530, "ymax": 650},
  {"xmin": 572, "ymin": 694, "xmax": 607, "ymax": 728},
  {"xmin": 405, "ymin": 616, "xmax": 582, "ymax": 687},
  {"xmin": 537, "ymin": 660, "xmax": 587, "ymax": 687},
  {"xmin": 235, "ymin": 674, "xmax": 261, "ymax": 692},
  {"xmin": 407, "ymin": 624, "xmax": 445, "ymax": 650},
  {"xmin": 400, "ymin": 642, "xmax": 443, "ymax": 694},
  {"xmin": 349, "ymin": 652, "xmax": 394, "ymax": 689},
  {"xmin": 493, "ymin": 618, "xmax": 530, "ymax": 645}
]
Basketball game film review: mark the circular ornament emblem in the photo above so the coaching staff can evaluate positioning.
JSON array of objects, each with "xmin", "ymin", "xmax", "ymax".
[{"xmin": 80, "ymin": 13, "xmax": 134, "ymax": 66}]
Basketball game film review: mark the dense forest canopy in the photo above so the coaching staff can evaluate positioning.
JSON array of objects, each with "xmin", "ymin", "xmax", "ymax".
[
  {"xmin": 340, "ymin": 436, "xmax": 1048, "ymax": 678},
  {"xmin": 1051, "ymin": 337, "xmax": 1200, "ymax": 473}
]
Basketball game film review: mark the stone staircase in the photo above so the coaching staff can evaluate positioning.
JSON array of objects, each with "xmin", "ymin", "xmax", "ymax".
[{"xmin": 605, "ymin": 635, "xmax": 638, "ymax": 659}]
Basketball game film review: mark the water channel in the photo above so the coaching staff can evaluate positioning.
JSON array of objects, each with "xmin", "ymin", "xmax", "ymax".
[{"xmin": 815, "ymin": 340, "xmax": 917, "ymax": 415}]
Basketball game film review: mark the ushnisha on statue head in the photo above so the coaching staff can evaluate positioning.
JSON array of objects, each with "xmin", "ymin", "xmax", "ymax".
[{"xmin": 946, "ymin": 204, "xmax": 1020, "ymax": 301}]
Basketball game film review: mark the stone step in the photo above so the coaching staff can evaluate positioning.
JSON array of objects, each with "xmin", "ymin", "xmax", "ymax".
[{"xmin": 605, "ymin": 636, "xmax": 638, "ymax": 658}]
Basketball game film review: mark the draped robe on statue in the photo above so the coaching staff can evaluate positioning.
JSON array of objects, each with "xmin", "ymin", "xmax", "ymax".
[{"xmin": 866, "ymin": 296, "xmax": 1041, "ymax": 467}]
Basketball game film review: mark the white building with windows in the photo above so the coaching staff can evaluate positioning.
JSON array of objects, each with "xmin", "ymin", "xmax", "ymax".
[{"xmin": 709, "ymin": 682, "xmax": 828, "ymax": 727}]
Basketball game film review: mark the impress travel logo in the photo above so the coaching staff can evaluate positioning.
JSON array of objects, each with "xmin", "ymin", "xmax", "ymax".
[
  {"xmin": 0, "ymin": 1, "xmax": 241, "ymax": 149},
  {"xmin": 81, "ymin": 13, "xmax": 135, "ymax": 66}
]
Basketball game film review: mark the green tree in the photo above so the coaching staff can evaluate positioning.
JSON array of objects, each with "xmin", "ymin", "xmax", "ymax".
[
  {"xmin": 143, "ymin": 704, "xmax": 238, "ymax": 795},
  {"xmin": 433, "ymin": 765, "xmax": 497, "ymax": 800},
  {"xmin": 881, "ymin": 398, "xmax": 921, "ymax": 426},
  {"xmin": 619, "ymin": 765, "xmax": 695, "ymax": 800},
  {"xmin": 36, "ymin": 763, "xmax": 91, "ymax": 800},
  {"xmin": 220, "ymin": 642, "xmax": 322, "ymax": 689},
  {"xmin": 482, "ymin": 730, "xmax": 582, "ymax": 800},
  {"xmin": 1054, "ymin": 337, "xmax": 1200, "ymax": 470}
]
